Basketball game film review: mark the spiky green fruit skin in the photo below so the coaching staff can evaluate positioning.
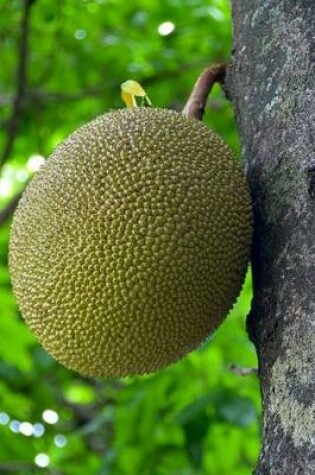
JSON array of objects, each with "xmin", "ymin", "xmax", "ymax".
[{"xmin": 9, "ymin": 108, "xmax": 252, "ymax": 378}]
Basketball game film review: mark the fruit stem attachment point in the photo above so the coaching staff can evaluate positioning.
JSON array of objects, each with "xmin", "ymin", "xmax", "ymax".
[
  {"xmin": 121, "ymin": 80, "xmax": 152, "ymax": 108},
  {"xmin": 182, "ymin": 64, "xmax": 226, "ymax": 121}
]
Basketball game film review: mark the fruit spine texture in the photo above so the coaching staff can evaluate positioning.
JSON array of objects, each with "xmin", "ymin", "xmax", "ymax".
[{"xmin": 9, "ymin": 108, "xmax": 252, "ymax": 378}]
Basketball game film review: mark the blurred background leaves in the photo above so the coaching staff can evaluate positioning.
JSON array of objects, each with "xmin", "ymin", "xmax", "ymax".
[{"xmin": 0, "ymin": 0, "xmax": 260, "ymax": 473}]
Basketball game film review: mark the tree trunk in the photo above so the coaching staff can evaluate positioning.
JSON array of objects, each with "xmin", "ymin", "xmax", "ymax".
[{"xmin": 227, "ymin": 1, "xmax": 315, "ymax": 473}]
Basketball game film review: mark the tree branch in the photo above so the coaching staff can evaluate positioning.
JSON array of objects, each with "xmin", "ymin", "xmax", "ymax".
[
  {"xmin": 0, "ymin": 0, "xmax": 36, "ymax": 171},
  {"xmin": 0, "ymin": 462, "xmax": 61, "ymax": 475},
  {"xmin": 0, "ymin": 462, "xmax": 34, "ymax": 474},
  {"xmin": 228, "ymin": 364, "xmax": 258, "ymax": 377},
  {"xmin": 182, "ymin": 63, "xmax": 226, "ymax": 120}
]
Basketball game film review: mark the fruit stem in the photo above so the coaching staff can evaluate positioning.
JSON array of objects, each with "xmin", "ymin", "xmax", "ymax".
[{"xmin": 182, "ymin": 64, "xmax": 226, "ymax": 121}]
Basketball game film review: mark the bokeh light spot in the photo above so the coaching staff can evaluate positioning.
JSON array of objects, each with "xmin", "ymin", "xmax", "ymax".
[
  {"xmin": 33, "ymin": 423, "xmax": 45, "ymax": 438},
  {"xmin": 0, "ymin": 412, "xmax": 10, "ymax": 425},
  {"xmin": 27, "ymin": 154, "xmax": 45, "ymax": 172},
  {"xmin": 42, "ymin": 409, "xmax": 59, "ymax": 425},
  {"xmin": 34, "ymin": 454, "xmax": 50, "ymax": 468},
  {"xmin": 74, "ymin": 29, "xmax": 87, "ymax": 40},
  {"xmin": 157, "ymin": 21, "xmax": 175, "ymax": 36},
  {"xmin": 9, "ymin": 420, "xmax": 20, "ymax": 433},
  {"xmin": 54, "ymin": 434, "xmax": 68, "ymax": 448},
  {"xmin": 19, "ymin": 422, "xmax": 33, "ymax": 436}
]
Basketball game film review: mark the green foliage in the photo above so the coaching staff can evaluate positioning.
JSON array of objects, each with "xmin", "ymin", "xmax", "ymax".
[{"xmin": 0, "ymin": 0, "xmax": 260, "ymax": 473}]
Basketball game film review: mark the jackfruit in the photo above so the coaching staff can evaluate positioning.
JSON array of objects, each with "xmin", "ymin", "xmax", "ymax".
[{"xmin": 9, "ymin": 107, "xmax": 252, "ymax": 378}]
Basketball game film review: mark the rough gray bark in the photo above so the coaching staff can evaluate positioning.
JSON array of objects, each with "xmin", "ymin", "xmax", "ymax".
[{"xmin": 227, "ymin": 1, "xmax": 315, "ymax": 473}]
